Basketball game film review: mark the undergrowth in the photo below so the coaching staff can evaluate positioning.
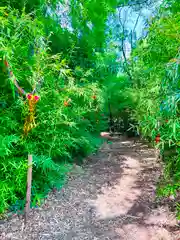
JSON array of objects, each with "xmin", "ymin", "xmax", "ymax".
[
  {"xmin": 0, "ymin": 6, "xmax": 110, "ymax": 215},
  {"xmin": 126, "ymin": 0, "xmax": 180, "ymax": 218}
]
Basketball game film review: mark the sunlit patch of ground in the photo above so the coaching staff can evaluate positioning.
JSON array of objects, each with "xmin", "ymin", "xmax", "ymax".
[{"xmin": 0, "ymin": 139, "xmax": 179, "ymax": 240}]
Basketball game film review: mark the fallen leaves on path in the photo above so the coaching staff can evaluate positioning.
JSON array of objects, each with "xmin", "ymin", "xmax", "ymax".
[{"xmin": 0, "ymin": 138, "xmax": 179, "ymax": 240}]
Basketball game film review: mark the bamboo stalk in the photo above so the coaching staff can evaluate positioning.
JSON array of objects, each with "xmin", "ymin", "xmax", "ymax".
[{"xmin": 24, "ymin": 154, "xmax": 33, "ymax": 224}]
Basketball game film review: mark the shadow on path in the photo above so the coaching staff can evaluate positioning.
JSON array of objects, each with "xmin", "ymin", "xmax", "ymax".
[{"xmin": 0, "ymin": 139, "xmax": 179, "ymax": 240}]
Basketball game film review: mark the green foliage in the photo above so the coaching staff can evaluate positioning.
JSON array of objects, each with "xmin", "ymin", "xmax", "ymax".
[
  {"xmin": 125, "ymin": 0, "xmax": 180, "ymax": 216},
  {"xmin": 0, "ymin": 0, "xmax": 58, "ymax": 13},
  {"xmin": 0, "ymin": 4, "xmax": 110, "ymax": 214},
  {"xmin": 1, "ymin": 0, "xmax": 179, "ymax": 219},
  {"xmin": 69, "ymin": 0, "xmax": 117, "ymax": 50}
]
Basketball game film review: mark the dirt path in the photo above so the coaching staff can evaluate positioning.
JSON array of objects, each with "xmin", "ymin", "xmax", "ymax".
[{"xmin": 0, "ymin": 139, "xmax": 179, "ymax": 240}]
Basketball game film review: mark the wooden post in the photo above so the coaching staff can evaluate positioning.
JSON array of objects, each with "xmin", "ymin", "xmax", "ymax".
[{"xmin": 24, "ymin": 154, "xmax": 33, "ymax": 224}]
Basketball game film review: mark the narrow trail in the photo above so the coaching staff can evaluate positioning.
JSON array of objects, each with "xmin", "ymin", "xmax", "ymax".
[{"xmin": 0, "ymin": 139, "xmax": 179, "ymax": 240}]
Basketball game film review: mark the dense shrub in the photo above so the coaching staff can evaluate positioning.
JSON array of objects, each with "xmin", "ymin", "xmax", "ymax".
[
  {"xmin": 126, "ymin": 0, "xmax": 180, "ymax": 217},
  {"xmin": 1, "ymin": 0, "xmax": 179, "ymax": 220},
  {"xmin": 0, "ymin": 7, "xmax": 108, "ymax": 214}
]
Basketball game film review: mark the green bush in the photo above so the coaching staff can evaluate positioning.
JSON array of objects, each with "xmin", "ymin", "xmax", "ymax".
[
  {"xmin": 128, "ymin": 1, "xmax": 180, "ymax": 217},
  {"xmin": 0, "ymin": 7, "xmax": 108, "ymax": 214}
]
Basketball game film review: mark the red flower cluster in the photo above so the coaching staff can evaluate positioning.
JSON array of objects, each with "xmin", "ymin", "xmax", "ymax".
[
  {"xmin": 27, "ymin": 94, "xmax": 40, "ymax": 102},
  {"xmin": 27, "ymin": 94, "xmax": 32, "ymax": 100},
  {"xmin": 92, "ymin": 95, "xmax": 96, "ymax": 100},
  {"xmin": 64, "ymin": 98, "xmax": 71, "ymax": 107},
  {"xmin": 64, "ymin": 101, "xmax": 69, "ymax": 107},
  {"xmin": 4, "ymin": 60, "xmax": 9, "ymax": 67},
  {"xmin": 34, "ymin": 95, "xmax": 40, "ymax": 101},
  {"xmin": 155, "ymin": 134, "xmax": 160, "ymax": 143}
]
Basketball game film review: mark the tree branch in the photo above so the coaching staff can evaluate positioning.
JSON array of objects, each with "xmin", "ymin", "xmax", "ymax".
[
  {"xmin": 118, "ymin": 8, "xmax": 133, "ymax": 81},
  {"xmin": 132, "ymin": 11, "xmax": 141, "ymax": 34}
]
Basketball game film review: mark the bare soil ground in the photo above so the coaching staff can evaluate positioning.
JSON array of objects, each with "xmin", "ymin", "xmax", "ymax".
[{"xmin": 0, "ymin": 138, "xmax": 180, "ymax": 240}]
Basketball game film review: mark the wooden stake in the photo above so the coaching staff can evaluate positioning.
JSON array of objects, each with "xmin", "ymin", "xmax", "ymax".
[{"xmin": 24, "ymin": 154, "xmax": 33, "ymax": 224}]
